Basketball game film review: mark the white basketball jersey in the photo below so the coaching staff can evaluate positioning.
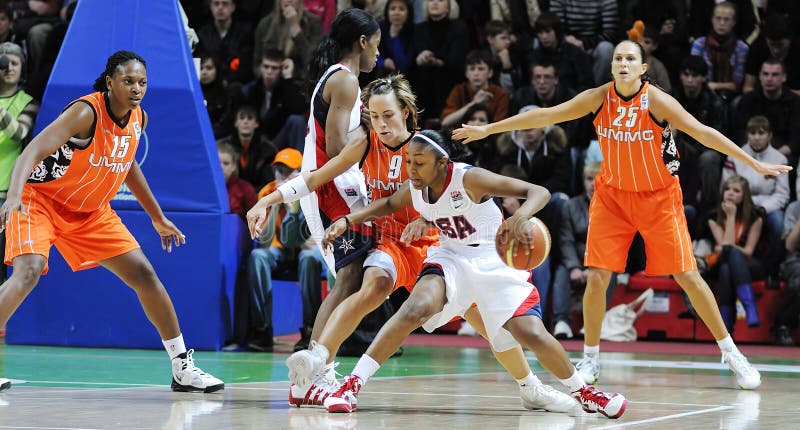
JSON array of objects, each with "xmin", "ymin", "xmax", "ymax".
[{"xmin": 410, "ymin": 163, "xmax": 503, "ymax": 249}]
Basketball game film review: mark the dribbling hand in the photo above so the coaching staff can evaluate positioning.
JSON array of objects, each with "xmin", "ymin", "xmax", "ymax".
[
  {"xmin": 0, "ymin": 196, "xmax": 26, "ymax": 233},
  {"xmin": 321, "ymin": 218, "xmax": 348, "ymax": 253},
  {"xmin": 152, "ymin": 217, "xmax": 186, "ymax": 253},
  {"xmin": 246, "ymin": 202, "xmax": 271, "ymax": 239},
  {"xmin": 452, "ymin": 124, "xmax": 489, "ymax": 144},
  {"xmin": 498, "ymin": 215, "xmax": 533, "ymax": 257}
]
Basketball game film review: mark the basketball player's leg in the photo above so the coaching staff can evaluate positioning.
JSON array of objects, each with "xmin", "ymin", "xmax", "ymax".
[
  {"xmin": 310, "ymin": 254, "xmax": 366, "ymax": 341},
  {"xmin": 462, "ymin": 307, "xmax": 530, "ymax": 379},
  {"xmin": 672, "ymin": 270, "xmax": 727, "ymax": 339},
  {"xmin": 0, "ymin": 254, "xmax": 46, "ymax": 328},
  {"xmin": 582, "ymin": 267, "xmax": 615, "ymax": 347}
]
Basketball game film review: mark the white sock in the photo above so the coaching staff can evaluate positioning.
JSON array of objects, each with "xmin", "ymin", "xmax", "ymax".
[
  {"xmin": 584, "ymin": 344, "xmax": 600, "ymax": 358},
  {"xmin": 163, "ymin": 334, "xmax": 187, "ymax": 360},
  {"xmin": 352, "ymin": 354, "xmax": 381, "ymax": 382},
  {"xmin": 516, "ymin": 372, "xmax": 542, "ymax": 387},
  {"xmin": 560, "ymin": 369, "xmax": 587, "ymax": 392},
  {"xmin": 311, "ymin": 341, "xmax": 330, "ymax": 363},
  {"xmin": 717, "ymin": 335, "xmax": 738, "ymax": 353}
]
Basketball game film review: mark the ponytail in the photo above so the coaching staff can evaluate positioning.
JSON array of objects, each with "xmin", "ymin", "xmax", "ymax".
[{"xmin": 307, "ymin": 37, "xmax": 341, "ymax": 90}]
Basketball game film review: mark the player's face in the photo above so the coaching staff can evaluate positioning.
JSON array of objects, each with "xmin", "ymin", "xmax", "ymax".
[
  {"xmin": 107, "ymin": 60, "xmax": 147, "ymax": 109},
  {"xmin": 722, "ymin": 181, "xmax": 744, "ymax": 205},
  {"xmin": 405, "ymin": 142, "xmax": 445, "ymax": 189},
  {"xmin": 359, "ymin": 32, "xmax": 381, "ymax": 73},
  {"xmin": 368, "ymin": 92, "xmax": 409, "ymax": 146},
  {"xmin": 747, "ymin": 127, "xmax": 771, "ymax": 152},
  {"xmin": 611, "ymin": 42, "xmax": 646, "ymax": 84}
]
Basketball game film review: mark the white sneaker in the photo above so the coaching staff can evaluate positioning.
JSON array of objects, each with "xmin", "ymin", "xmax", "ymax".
[
  {"xmin": 576, "ymin": 356, "xmax": 599, "ymax": 385},
  {"xmin": 286, "ymin": 342, "xmax": 327, "ymax": 389},
  {"xmin": 520, "ymin": 383, "xmax": 579, "ymax": 413},
  {"xmin": 457, "ymin": 321, "xmax": 479, "ymax": 336},
  {"xmin": 553, "ymin": 321, "xmax": 574, "ymax": 339},
  {"xmin": 171, "ymin": 349, "xmax": 225, "ymax": 393},
  {"xmin": 289, "ymin": 362, "xmax": 342, "ymax": 408},
  {"xmin": 722, "ymin": 350, "xmax": 761, "ymax": 389}
]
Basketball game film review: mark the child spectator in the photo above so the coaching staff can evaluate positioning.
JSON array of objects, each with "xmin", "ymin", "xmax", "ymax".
[
  {"xmin": 218, "ymin": 142, "xmax": 257, "ymax": 221},
  {"xmin": 217, "ymin": 105, "xmax": 278, "ymax": 189},
  {"xmin": 440, "ymin": 50, "xmax": 509, "ymax": 129}
]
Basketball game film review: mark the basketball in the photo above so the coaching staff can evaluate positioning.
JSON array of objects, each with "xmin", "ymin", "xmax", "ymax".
[{"xmin": 495, "ymin": 217, "xmax": 551, "ymax": 270}]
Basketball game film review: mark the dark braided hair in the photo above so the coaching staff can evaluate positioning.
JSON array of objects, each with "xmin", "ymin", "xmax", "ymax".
[
  {"xmin": 307, "ymin": 8, "xmax": 379, "ymax": 89},
  {"xmin": 93, "ymin": 50, "xmax": 147, "ymax": 92}
]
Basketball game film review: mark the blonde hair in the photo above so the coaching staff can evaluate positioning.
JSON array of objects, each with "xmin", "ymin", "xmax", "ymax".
[
  {"xmin": 362, "ymin": 74, "xmax": 420, "ymax": 132},
  {"xmin": 584, "ymin": 161, "xmax": 601, "ymax": 177}
]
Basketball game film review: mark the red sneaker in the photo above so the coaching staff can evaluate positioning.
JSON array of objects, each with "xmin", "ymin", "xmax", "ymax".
[
  {"xmin": 324, "ymin": 374, "xmax": 363, "ymax": 413},
  {"xmin": 572, "ymin": 386, "xmax": 627, "ymax": 419}
]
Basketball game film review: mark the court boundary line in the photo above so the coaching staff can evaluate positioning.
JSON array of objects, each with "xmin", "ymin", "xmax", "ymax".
[{"xmin": 591, "ymin": 405, "xmax": 735, "ymax": 429}]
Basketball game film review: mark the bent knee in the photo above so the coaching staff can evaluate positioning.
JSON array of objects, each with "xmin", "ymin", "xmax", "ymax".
[{"xmin": 398, "ymin": 299, "xmax": 437, "ymax": 326}]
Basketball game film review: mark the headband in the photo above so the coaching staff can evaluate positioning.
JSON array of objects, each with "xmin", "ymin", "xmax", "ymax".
[{"xmin": 413, "ymin": 134, "xmax": 448, "ymax": 157}]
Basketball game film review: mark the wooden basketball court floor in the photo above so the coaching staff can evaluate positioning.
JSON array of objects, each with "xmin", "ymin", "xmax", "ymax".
[{"xmin": 0, "ymin": 338, "xmax": 797, "ymax": 429}]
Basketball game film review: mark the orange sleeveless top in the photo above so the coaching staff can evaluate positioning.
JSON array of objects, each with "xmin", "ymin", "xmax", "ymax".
[
  {"xmin": 27, "ymin": 92, "xmax": 144, "ymax": 212},
  {"xmin": 593, "ymin": 82, "xmax": 679, "ymax": 192}
]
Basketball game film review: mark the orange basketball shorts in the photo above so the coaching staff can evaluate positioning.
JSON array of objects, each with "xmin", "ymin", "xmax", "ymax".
[
  {"xmin": 4, "ymin": 186, "xmax": 140, "ymax": 274},
  {"xmin": 585, "ymin": 178, "xmax": 696, "ymax": 276},
  {"xmin": 367, "ymin": 235, "xmax": 438, "ymax": 292}
]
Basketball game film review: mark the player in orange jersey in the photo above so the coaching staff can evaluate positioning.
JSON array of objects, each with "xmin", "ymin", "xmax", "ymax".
[
  {"xmin": 248, "ymin": 76, "xmax": 576, "ymax": 413},
  {"xmin": 0, "ymin": 51, "xmax": 223, "ymax": 393},
  {"xmin": 454, "ymin": 40, "xmax": 791, "ymax": 391}
]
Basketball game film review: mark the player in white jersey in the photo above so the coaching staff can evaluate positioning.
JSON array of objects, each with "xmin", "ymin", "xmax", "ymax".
[{"xmin": 319, "ymin": 131, "xmax": 628, "ymax": 418}]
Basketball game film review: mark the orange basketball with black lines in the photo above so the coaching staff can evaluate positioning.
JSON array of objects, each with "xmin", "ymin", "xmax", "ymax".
[{"xmin": 495, "ymin": 217, "xmax": 551, "ymax": 270}]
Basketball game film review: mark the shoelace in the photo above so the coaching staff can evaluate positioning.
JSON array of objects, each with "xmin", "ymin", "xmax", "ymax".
[
  {"xmin": 181, "ymin": 349, "xmax": 209, "ymax": 376},
  {"xmin": 578, "ymin": 386, "xmax": 610, "ymax": 408},
  {"xmin": 333, "ymin": 375, "xmax": 362, "ymax": 397},
  {"xmin": 723, "ymin": 351, "xmax": 757, "ymax": 376}
]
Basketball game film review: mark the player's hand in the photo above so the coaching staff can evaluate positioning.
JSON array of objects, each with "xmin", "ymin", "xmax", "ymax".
[
  {"xmin": 400, "ymin": 217, "xmax": 431, "ymax": 245},
  {"xmin": 751, "ymin": 160, "xmax": 792, "ymax": 177},
  {"xmin": 246, "ymin": 197, "xmax": 277, "ymax": 239},
  {"xmin": 322, "ymin": 217, "xmax": 349, "ymax": 252},
  {"xmin": 152, "ymin": 217, "xmax": 186, "ymax": 253},
  {"xmin": 452, "ymin": 124, "xmax": 489, "ymax": 144},
  {"xmin": 498, "ymin": 215, "xmax": 532, "ymax": 257},
  {"xmin": 0, "ymin": 195, "xmax": 26, "ymax": 233}
]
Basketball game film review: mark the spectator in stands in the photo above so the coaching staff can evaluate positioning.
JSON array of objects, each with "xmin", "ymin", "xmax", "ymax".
[
  {"xmin": 305, "ymin": 0, "xmax": 336, "ymax": 34},
  {"xmin": 0, "ymin": 41, "xmax": 38, "ymax": 282},
  {"xmin": 708, "ymin": 175, "xmax": 764, "ymax": 332},
  {"xmin": 549, "ymin": 0, "xmax": 619, "ymax": 85},
  {"xmin": 217, "ymin": 105, "xmax": 278, "ymax": 190},
  {"xmin": 689, "ymin": 0, "xmax": 760, "ymax": 45},
  {"xmin": 742, "ymin": 13, "xmax": 800, "ymax": 95},
  {"xmin": 200, "ymin": 55, "xmax": 235, "ymax": 138},
  {"xmin": 484, "ymin": 20, "xmax": 523, "ymax": 93},
  {"xmin": 722, "ymin": 115, "xmax": 789, "ymax": 283},
  {"xmin": 456, "ymin": 102, "xmax": 495, "ymax": 168},
  {"xmin": 0, "ymin": 4, "xmax": 20, "ymax": 45},
  {"xmin": 413, "ymin": 0, "xmax": 468, "ymax": 121},
  {"xmin": 776, "ymin": 200, "xmax": 800, "ymax": 346},
  {"xmin": 552, "ymin": 162, "xmax": 617, "ymax": 340},
  {"xmin": 24, "ymin": 0, "xmax": 76, "ymax": 102},
  {"xmin": 735, "ymin": 59, "xmax": 800, "ymax": 169},
  {"xmin": 672, "ymin": 55, "xmax": 728, "ymax": 229},
  {"xmin": 440, "ymin": 50, "xmax": 509, "ymax": 129},
  {"xmin": 9, "ymin": 0, "xmax": 60, "ymax": 80},
  {"xmin": 641, "ymin": 26, "xmax": 671, "ymax": 92},
  {"xmin": 236, "ymin": 148, "xmax": 325, "ymax": 352},
  {"xmin": 218, "ymin": 142, "xmax": 257, "ymax": 221},
  {"xmin": 690, "ymin": 2, "xmax": 749, "ymax": 100},
  {"xmin": 529, "ymin": 11, "xmax": 594, "ymax": 93},
  {"xmin": 254, "ymin": 0, "xmax": 323, "ymax": 81},
  {"xmin": 239, "ymin": 49, "xmax": 307, "ymax": 151},
  {"xmin": 376, "ymin": 0, "xmax": 416, "ymax": 76},
  {"xmin": 196, "ymin": 0, "xmax": 255, "ymax": 85},
  {"xmin": 489, "ymin": 0, "xmax": 538, "ymax": 43},
  {"xmin": 620, "ymin": 0, "xmax": 688, "ymax": 83},
  {"xmin": 337, "ymin": 0, "xmax": 386, "ymax": 21}
]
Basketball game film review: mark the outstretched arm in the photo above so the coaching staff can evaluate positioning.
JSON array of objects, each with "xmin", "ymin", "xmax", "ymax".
[
  {"xmin": 452, "ymin": 85, "xmax": 606, "ymax": 143},
  {"xmin": 651, "ymin": 88, "xmax": 792, "ymax": 177}
]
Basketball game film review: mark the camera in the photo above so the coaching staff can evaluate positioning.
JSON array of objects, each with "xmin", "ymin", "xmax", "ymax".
[{"xmin": 0, "ymin": 54, "xmax": 8, "ymax": 71}]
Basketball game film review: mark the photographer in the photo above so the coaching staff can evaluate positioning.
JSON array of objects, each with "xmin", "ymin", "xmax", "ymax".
[{"xmin": 0, "ymin": 42, "xmax": 39, "ymax": 281}]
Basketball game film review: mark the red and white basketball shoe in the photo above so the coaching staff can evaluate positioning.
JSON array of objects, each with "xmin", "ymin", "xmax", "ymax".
[
  {"xmin": 572, "ymin": 385, "xmax": 627, "ymax": 419},
  {"xmin": 289, "ymin": 363, "xmax": 341, "ymax": 408},
  {"xmin": 323, "ymin": 374, "xmax": 363, "ymax": 413}
]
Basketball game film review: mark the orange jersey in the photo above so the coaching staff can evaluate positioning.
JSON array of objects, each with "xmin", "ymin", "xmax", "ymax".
[
  {"xmin": 27, "ymin": 92, "xmax": 144, "ymax": 212},
  {"xmin": 361, "ymin": 131, "xmax": 423, "ymax": 241},
  {"xmin": 593, "ymin": 82, "xmax": 680, "ymax": 192}
]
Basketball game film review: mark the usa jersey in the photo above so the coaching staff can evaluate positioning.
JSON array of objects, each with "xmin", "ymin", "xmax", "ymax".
[
  {"xmin": 27, "ymin": 92, "xmax": 143, "ymax": 212},
  {"xmin": 593, "ymin": 81, "xmax": 679, "ymax": 192},
  {"xmin": 410, "ymin": 163, "xmax": 502, "ymax": 249}
]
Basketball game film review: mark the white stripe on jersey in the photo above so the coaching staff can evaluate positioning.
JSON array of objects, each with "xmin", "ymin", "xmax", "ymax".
[{"xmin": 410, "ymin": 163, "xmax": 502, "ymax": 249}]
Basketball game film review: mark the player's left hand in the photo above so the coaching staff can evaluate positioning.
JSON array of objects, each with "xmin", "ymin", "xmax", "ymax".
[
  {"xmin": 400, "ymin": 217, "xmax": 432, "ymax": 245},
  {"xmin": 152, "ymin": 217, "xmax": 186, "ymax": 253},
  {"xmin": 322, "ymin": 217, "xmax": 349, "ymax": 253},
  {"xmin": 498, "ymin": 215, "xmax": 533, "ymax": 257},
  {"xmin": 752, "ymin": 160, "xmax": 792, "ymax": 177},
  {"xmin": 452, "ymin": 124, "xmax": 489, "ymax": 144}
]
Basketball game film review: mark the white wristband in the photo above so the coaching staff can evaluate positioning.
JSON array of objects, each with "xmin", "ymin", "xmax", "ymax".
[{"xmin": 278, "ymin": 174, "xmax": 311, "ymax": 202}]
